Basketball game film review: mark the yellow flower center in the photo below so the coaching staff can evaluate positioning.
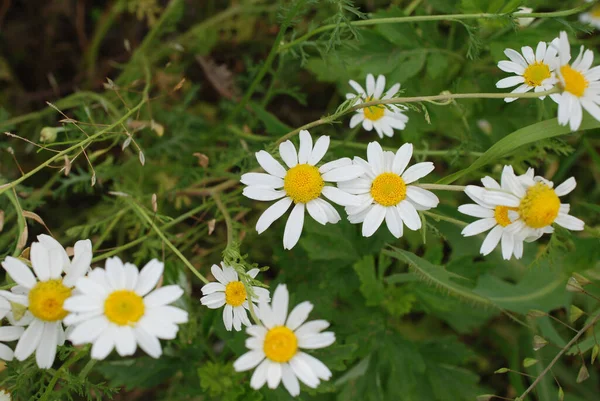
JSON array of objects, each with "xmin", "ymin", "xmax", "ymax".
[
  {"xmin": 225, "ymin": 281, "xmax": 247, "ymax": 307},
  {"xmin": 518, "ymin": 183, "xmax": 560, "ymax": 229},
  {"xmin": 523, "ymin": 62, "xmax": 551, "ymax": 87},
  {"xmin": 263, "ymin": 326, "xmax": 298, "ymax": 363},
  {"xmin": 283, "ymin": 164, "xmax": 324, "ymax": 204},
  {"xmin": 363, "ymin": 96, "xmax": 385, "ymax": 121},
  {"xmin": 104, "ymin": 290, "xmax": 145, "ymax": 326},
  {"xmin": 560, "ymin": 65, "xmax": 588, "ymax": 97},
  {"xmin": 28, "ymin": 279, "xmax": 72, "ymax": 322},
  {"xmin": 494, "ymin": 206, "xmax": 517, "ymax": 227},
  {"xmin": 370, "ymin": 173, "xmax": 406, "ymax": 207},
  {"xmin": 592, "ymin": 5, "xmax": 600, "ymax": 18}
]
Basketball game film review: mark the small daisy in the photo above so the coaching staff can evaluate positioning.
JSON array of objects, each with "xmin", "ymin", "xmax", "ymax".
[
  {"xmin": 554, "ymin": 31, "xmax": 600, "ymax": 131},
  {"xmin": 580, "ymin": 4, "xmax": 600, "ymax": 30},
  {"xmin": 241, "ymin": 130, "xmax": 364, "ymax": 250},
  {"xmin": 496, "ymin": 41, "xmax": 559, "ymax": 102},
  {"xmin": 338, "ymin": 142, "xmax": 439, "ymax": 238},
  {"xmin": 346, "ymin": 73, "xmax": 409, "ymax": 138},
  {"xmin": 200, "ymin": 262, "xmax": 270, "ymax": 331},
  {"xmin": 64, "ymin": 257, "xmax": 188, "ymax": 360},
  {"xmin": 468, "ymin": 166, "xmax": 584, "ymax": 244},
  {"xmin": 233, "ymin": 284, "xmax": 335, "ymax": 397},
  {"xmin": 0, "ymin": 235, "xmax": 92, "ymax": 369},
  {"xmin": 459, "ymin": 168, "xmax": 535, "ymax": 259}
]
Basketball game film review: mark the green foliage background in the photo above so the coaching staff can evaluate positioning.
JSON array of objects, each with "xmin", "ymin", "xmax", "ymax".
[{"xmin": 0, "ymin": 0, "xmax": 599, "ymax": 400}]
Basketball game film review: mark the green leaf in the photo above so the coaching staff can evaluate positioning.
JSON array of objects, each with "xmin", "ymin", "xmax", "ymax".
[
  {"xmin": 382, "ymin": 286, "xmax": 416, "ymax": 317},
  {"xmin": 353, "ymin": 256, "xmax": 385, "ymax": 306},
  {"xmin": 248, "ymin": 102, "xmax": 291, "ymax": 136},
  {"xmin": 438, "ymin": 116, "xmax": 600, "ymax": 184}
]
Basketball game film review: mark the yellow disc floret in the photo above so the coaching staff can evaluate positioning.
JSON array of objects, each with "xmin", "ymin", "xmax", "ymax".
[
  {"xmin": 592, "ymin": 4, "xmax": 600, "ymax": 18},
  {"xmin": 523, "ymin": 62, "xmax": 551, "ymax": 87},
  {"xmin": 28, "ymin": 279, "xmax": 72, "ymax": 322},
  {"xmin": 560, "ymin": 65, "xmax": 588, "ymax": 97},
  {"xmin": 370, "ymin": 173, "xmax": 406, "ymax": 207},
  {"xmin": 284, "ymin": 164, "xmax": 324, "ymax": 204},
  {"xmin": 518, "ymin": 183, "xmax": 560, "ymax": 229},
  {"xmin": 104, "ymin": 290, "xmax": 145, "ymax": 326},
  {"xmin": 363, "ymin": 96, "xmax": 385, "ymax": 121},
  {"xmin": 494, "ymin": 206, "xmax": 517, "ymax": 227},
  {"xmin": 225, "ymin": 281, "xmax": 247, "ymax": 307},
  {"xmin": 263, "ymin": 326, "xmax": 298, "ymax": 363}
]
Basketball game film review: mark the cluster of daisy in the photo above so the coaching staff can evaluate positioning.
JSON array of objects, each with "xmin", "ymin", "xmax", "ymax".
[
  {"xmin": 496, "ymin": 30, "xmax": 600, "ymax": 131},
  {"xmin": 0, "ymin": 235, "xmax": 188, "ymax": 368},
  {"xmin": 241, "ymin": 130, "xmax": 584, "ymax": 261}
]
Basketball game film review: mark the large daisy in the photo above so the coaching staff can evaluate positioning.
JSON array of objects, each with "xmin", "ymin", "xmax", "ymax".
[
  {"xmin": 346, "ymin": 73, "xmax": 409, "ymax": 138},
  {"xmin": 554, "ymin": 31, "xmax": 600, "ymax": 131},
  {"xmin": 0, "ymin": 235, "xmax": 92, "ymax": 368},
  {"xmin": 64, "ymin": 257, "xmax": 188, "ymax": 360},
  {"xmin": 233, "ymin": 284, "xmax": 335, "ymax": 397},
  {"xmin": 496, "ymin": 41, "xmax": 559, "ymax": 102},
  {"xmin": 241, "ymin": 130, "xmax": 363, "ymax": 250},
  {"xmin": 338, "ymin": 142, "xmax": 439, "ymax": 238},
  {"xmin": 459, "ymin": 168, "xmax": 536, "ymax": 259},
  {"xmin": 468, "ymin": 166, "xmax": 584, "ymax": 244},
  {"xmin": 200, "ymin": 262, "xmax": 270, "ymax": 331}
]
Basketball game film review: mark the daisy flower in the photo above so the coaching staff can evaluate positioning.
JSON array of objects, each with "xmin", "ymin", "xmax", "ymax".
[
  {"xmin": 580, "ymin": 4, "xmax": 600, "ymax": 30},
  {"xmin": 468, "ymin": 166, "xmax": 584, "ymax": 244},
  {"xmin": 233, "ymin": 284, "xmax": 335, "ymax": 397},
  {"xmin": 241, "ymin": 130, "xmax": 363, "ymax": 250},
  {"xmin": 496, "ymin": 41, "xmax": 559, "ymax": 102},
  {"xmin": 200, "ymin": 262, "xmax": 270, "ymax": 331},
  {"xmin": 346, "ymin": 73, "xmax": 409, "ymax": 138},
  {"xmin": 338, "ymin": 142, "xmax": 439, "ymax": 238},
  {"xmin": 64, "ymin": 257, "xmax": 188, "ymax": 360},
  {"xmin": 459, "ymin": 168, "xmax": 535, "ymax": 259},
  {"xmin": 0, "ymin": 235, "xmax": 92, "ymax": 369},
  {"xmin": 554, "ymin": 31, "xmax": 600, "ymax": 131}
]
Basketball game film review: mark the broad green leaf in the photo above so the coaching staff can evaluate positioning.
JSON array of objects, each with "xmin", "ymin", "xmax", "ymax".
[
  {"xmin": 438, "ymin": 116, "xmax": 600, "ymax": 184},
  {"xmin": 353, "ymin": 255, "xmax": 385, "ymax": 306}
]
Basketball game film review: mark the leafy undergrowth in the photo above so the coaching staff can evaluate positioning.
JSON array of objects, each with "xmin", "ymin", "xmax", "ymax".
[{"xmin": 0, "ymin": 0, "xmax": 599, "ymax": 400}]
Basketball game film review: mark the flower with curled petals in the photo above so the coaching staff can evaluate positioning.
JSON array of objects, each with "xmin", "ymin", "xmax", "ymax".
[
  {"xmin": 233, "ymin": 284, "xmax": 334, "ymax": 397},
  {"xmin": 0, "ymin": 234, "xmax": 92, "ymax": 369},
  {"xmin": 338, "ymin": 142, "xmax": 439, "ymax": 238},
  {"xmin": 201, "ymin": 262, "xmax": 270, "ymax": 331},
  {"xmin": 241, "ymin": 129, "xmax": 364, "ymax": 249},
  {"xmin": 346, "ymin": 73, "xmax": 408, "ymax": 138},
  {"xmin": 64, "ymin": 257, "xmax": 188, "ymax": 360}
]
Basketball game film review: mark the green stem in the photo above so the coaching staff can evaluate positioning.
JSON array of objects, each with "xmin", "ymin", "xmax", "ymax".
[
  {"xmin": 130, "ymin": 200, "xmax": 209, "ymax": 284},
  {"xmin": 278, "ymin": 4, "xmax": 593, "ymax": 52},
  {"xmin": 39, "ymin": 347, "xmax": 89, "ymax": 401},
  {"xmin": 229, "ymin": 0, "xmax": 305, "ymax": 120},
  {"xmin": 91, "ymin": 202, "xmax": 213, "ymax": 262},
  {"xmin": 5, "ymin": 189, "xmax": 26, "ymax": 256},
  {"xmin": 422, "ymin": 211, "xmax": 468, "ymax": 227},
  {"xmin": 416, "ymin": 184, "xmax": 466, "ymax": 192},
  {"xmin": 0, "ymin": 63, "xmax": 151, "ymax": 196},
  {"xmin": 212, "ymin": 193, "xmax": 234, "ymax": 249}
]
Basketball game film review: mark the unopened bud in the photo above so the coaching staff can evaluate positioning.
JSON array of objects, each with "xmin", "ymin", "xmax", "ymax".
[
  {"xmin": 566, "ymin": 277, "xmax": 584, "ymax": 293},
  {"xmin": 40, "ymin": 126, "xmax": 64, "ymax": 143}
]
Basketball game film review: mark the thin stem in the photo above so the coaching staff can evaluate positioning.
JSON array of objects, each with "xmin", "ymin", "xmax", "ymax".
[
  {"xmin": 130, "ymin": 200, "xmax": 209, "ymax": 284},
  {"xmin": 39, "ymin": 347, "xmax": 89, "ymax": 401},
  {"xmin": 519, "ymin": 312, "xmax": 600, "ymax": 400},
  {"xmin": 0, "ymin": 62, "xmax": 151, "ymax": 196},
  {"xmin": 416, "ymin": 184, "xmax": 466, "ymax": 192},
  {"xmin": 229, "ymin": 0, "xmax": 305, "ymax": 120},
  {"xmin": 278, "ymin": 4, "xmax": 592, "ymax": 52},
  {"xmin": 212, "ymin": 192, "xmax": 234, "ymax": 248},
  {"xmin": 422, "ymin": 211, "xmax": 468, "ymax": 227},
  {"xmin": 6, "ymin": 189, "xmax": 26, "ymax": 256}
]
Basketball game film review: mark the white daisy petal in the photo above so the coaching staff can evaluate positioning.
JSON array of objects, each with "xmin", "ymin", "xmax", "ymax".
[
  {"xmin": 135, "ymin": 259, "xmax": 164, "ymax": 296},
  {"xmin": 321, "ymin": 186, "xmax": 359, "ymax": 206},
  {"xmin": 306, "ymin": 199, "xmax": 328, "ymax": 225},
  {"xmin": 281, "ymin": 363, "xmax": 301, "ymax": 396},
  {"xmin": 30, "ymin": 243, "xmax": 51, "ymax": 282},
  {"xmin": 256, "ymin": 197, "xmax": 293, "ymax": 234},
  {"xmin": 480, "ymin": 225, "xmax": 504, "ymax": 256},
  {"xmin": 271, "ymin": 285, "xmax": 289, "ymax": 326},
  {"xmin": 240, "ymin": 173, "xmax": 284, "ymax": 189},
  {"xmin": 458, "ymin": 204, "xmax": 494, "ymax": 218},
  {"xmin": 286, "ymin": 301, "xmax": 313, "ymax": 331},
  {"xmin": 243, "ymin": 187, "xmax": 286, "ymax": 201},
  {"xmin": 555, "ymin": 213, "xmax": 584, "ymax": 231},
  {"xmin": 289, "ymin": 356, "xmax": 320, "ymax": 388},
  {"xmin": 234, "ymin": 350, "xmax": 266, "ymax": 372},
  {"xmin": 308, "ymin": 136, "xmax": 330, "ymax": 166},
  {"xmin": 554, "ymin": 177, "xmax": 576, "ymax": 196},
  {"xmin": 298, "ymin": 130, "xmax": 313, "ymax": 164},
  {"xmin": 406, "ymin": 186, "xmax": 439, "ymax": 208},
  {"xmin": 144, "ymin": 285, "xmax": 183, "ymax": 308},
  {"xmin": 279, "ymin": 141, "xmax": 298, "ymax": 168},
  {"xmin": 2, "ymin": 257, "xmax": 36, "ymax": 289},
  {"xmin": 133, "ymin": 326, "xmax": 162, "ymax": 359},
  {"xmin": 397, "ymin": 201, "xmax": 421, "ymax": 231},
  {"xmin": 267, "ymin": 361, "xmax": 283, "ymax": 389},
  {"xmin": 501, "ymin": 233, "xmax": 514, "ymax": 260},
  {"xmin": 392, "ymin": 143, "xmax": 413, "ymax": 175},
  {"xmin": 401, "ymin": 162, "xmax": 434, "ymax": 184},
  {"xmin": 283, "ymin": 203, "xmax": 305, "ymax": 250},
  {"xmin": 462, "ymin": 218, "xmax": 497, "ymax": 236},
  {"xmin": 321, "ymin": 165, "xmax": 364, "ymax": 182},
  {"xmin": 256, "ymin": 151, "xmax": 287, "ymax": 178},
  {"xmin": 36, "ymin": 322, "xmax": 59, "ymax": 369},
  {"xmin": 319, "ymin": 158, "xmax": 352, "ymax": 174},
  {"xmin": 362, "ymin": 204, "xmax": 386, "ymax": 237},
  {"xmin": 385, "ymin": 207, "xmax": 403, "ymax": 238}
]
